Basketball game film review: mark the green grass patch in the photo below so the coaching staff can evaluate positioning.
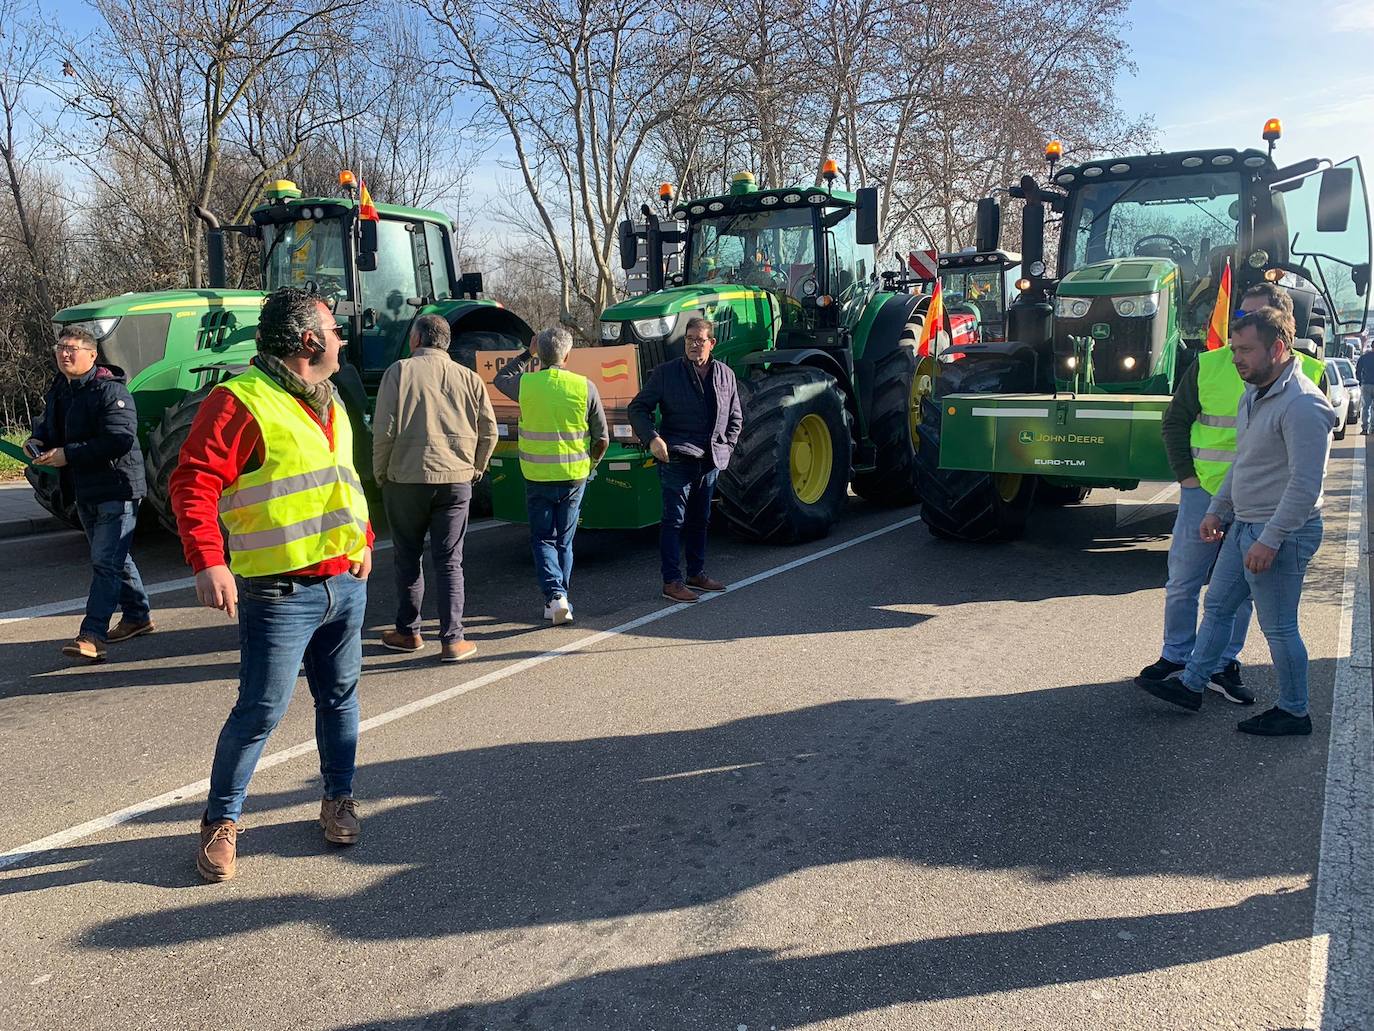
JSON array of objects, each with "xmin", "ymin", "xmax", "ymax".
[{"xmin": 1, "ymin": 430, "xmax": 31, "ymax": 480}]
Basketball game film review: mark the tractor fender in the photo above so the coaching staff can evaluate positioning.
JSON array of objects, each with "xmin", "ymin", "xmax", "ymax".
[
  {"xmin": 852, "ymin": 293, "xmax": 923, "ymax": 433},
  {"xmin": 739, "ymin": 348, "xmax": 854, "ymax": 408},
  {"xmin": 428, "ymin": 300, "xmax": 535, "ymax": 371}
]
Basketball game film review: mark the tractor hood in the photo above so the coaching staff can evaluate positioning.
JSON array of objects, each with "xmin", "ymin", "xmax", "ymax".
[
  {"xmin": 602, "ymin": 284, "xmax": 769, "ymax": 322},
  {"xmin": 55, "ymin": 289, "xmax": 267, "ymax": 323},
  {"xmin": 1057, "ymin": 258, "xmax": 1177, "ymax": 298}
]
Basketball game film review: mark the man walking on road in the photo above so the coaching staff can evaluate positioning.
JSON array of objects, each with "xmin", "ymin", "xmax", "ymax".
[
  {"xmin": 1356, "ymin": 343, "xmax": 1374, "ymax": 433},
  {"xmin": 373, "ymin": 314, "xmax": 496, "ymax": 662},
  {"xmin": 629, "ymin": 316, "xmax": 743, "ymax": 603},
  {"xmin": 170, "ymin": 287, "xmax": 374, "ymax": 881},
  {"xmin": 28, "ymin": 326, "xmax": 154, "ymax": 662},
  {"xmin": 1135, "ymin": 307, "xmax": 1336, "ymax": 735},
  {"xmin": 494, "ymin": 326, "xmax": 608, "ymax": 624},
  {"xmin": 1140, "ymin": 284, "xmax": 1301, "ymax": 703}
]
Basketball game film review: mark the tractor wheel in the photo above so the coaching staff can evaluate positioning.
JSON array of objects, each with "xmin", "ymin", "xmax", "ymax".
[
  {"xmin": 851, "ymin": 348, "xmax": 928, "ymax": 505},
  {"xmin": 719, "ymin": 366, "xmax": 851, "ymax": 544},
  {"xmin": 24, "ymin": 466, "xmax": 80, "ymax": 529},
  {"xmin": 1036, "ymin": 482, "xmax": 1092, "ymax": 506},
  {"xmin": 144, "ymin": 383, "xmax": 219, "ymax": 534},
  {"xmin": 913, "ymin": 356, "xmax": 1038, "ymax": 542}
]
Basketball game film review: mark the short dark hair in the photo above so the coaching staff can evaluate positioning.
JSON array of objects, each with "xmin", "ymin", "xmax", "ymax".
[
  {"xmin": 684, "ymin": 315, "xmax": 714, "ymax": 339},
  {"xmin": 56, "ymin": 325, "xmax": 97, "ymax": 349},
  {"xmin": 257, "ymin": 287, "xmax": 325, "ymax": 358},
  {"xmin": 1241, "ymin": 281, "xmax": 1294, "ymax": 315},
  {"xmin": 1233, "ymin": 306, "xmax": 1295, "ymax": 348},
  {"xmin": 411, "ymin": 314, "xmax": 451, "ymax": 350}
]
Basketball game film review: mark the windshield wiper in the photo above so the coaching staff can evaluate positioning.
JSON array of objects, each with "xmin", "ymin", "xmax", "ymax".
[{"xmin": 1086, "ymin": 178, "xmax": 1151, "ymax": 230}]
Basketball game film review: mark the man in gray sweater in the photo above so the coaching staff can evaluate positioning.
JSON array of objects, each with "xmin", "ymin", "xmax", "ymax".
[{"xmin": 1136, "ymin": 306, "xmax": 1337, "ymax": 735}]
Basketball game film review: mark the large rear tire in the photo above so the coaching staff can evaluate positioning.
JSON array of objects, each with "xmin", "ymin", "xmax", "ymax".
[
  {"xmin": 914, "ymin": 356, "xmax": 1038, "ymax": 541},
  {"xmin": 851, "ymin": 347, "xmax": 927, "ymax": 505},
  {"xmin": 719, "ymin": 366, "xmax": 851, "ymax": 544},
  {"xmin": 144, "ymin": 383, "xmax": 218, "ymax": 534}
]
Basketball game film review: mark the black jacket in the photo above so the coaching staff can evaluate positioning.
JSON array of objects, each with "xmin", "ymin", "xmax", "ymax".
[
  {"xmin": 628, "ymin": 357, "xmax": 743, "ymax": 470},
  {"xmin": 31, "ymin": 364, "xmax": 146, "ymax": 504},
  {"xmin": 1357, "ymin": 351, "xmax": 1374, "ymax": 385}
]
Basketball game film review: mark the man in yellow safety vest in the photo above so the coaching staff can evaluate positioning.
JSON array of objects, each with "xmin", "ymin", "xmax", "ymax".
[{"xmin": 171, "ymin": 287, "xmax": 374, "ymax": 882}]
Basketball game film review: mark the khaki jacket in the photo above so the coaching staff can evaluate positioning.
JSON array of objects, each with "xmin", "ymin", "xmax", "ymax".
[{"xmin": 372, "ymin": 348, "xmax": 497, "ymax": 485}]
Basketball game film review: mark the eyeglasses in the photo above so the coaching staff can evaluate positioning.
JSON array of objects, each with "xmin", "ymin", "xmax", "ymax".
[
  {"xmin": 320, "ymin": 324, "xmax": 344, "ymax": 337},
  {"xmin": 52, "ymin": 344, "xmax": 96, "ymax": 356}
]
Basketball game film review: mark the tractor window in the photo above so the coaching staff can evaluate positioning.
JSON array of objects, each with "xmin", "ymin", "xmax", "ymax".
[
  {"xmin": 1281, "ymin": 157, "xmax": 1371, "ymax": 334},
  {"xmin": 263, "ymin": 218, "xmax": 348, "ymax": 303},
  {"xmin": 825, "ymin": 208, "xmax": 873, "ymax": 305},
  {"xmin": 358, "ymin": 219, "xmax": 426, "ymax": 372},
  {"xmin": 423, "ymin": 222, "xmax": 454, "ymax": 300},
  {"xmin": 687, "ymin": 208, "xmax": 817, "ymax": 297}
]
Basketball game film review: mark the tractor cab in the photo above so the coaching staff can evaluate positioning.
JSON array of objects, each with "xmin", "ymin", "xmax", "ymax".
[{"xmin": 937, "ymin": 250, "xmax": 1022, "ymax": 343}]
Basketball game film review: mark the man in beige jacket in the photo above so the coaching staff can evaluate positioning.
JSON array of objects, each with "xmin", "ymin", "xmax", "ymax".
[{"xmin": 372, "ymin": 314, "xmax": 497, "ymax": 661}]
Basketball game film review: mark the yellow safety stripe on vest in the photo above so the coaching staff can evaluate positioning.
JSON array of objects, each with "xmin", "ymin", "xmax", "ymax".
[
  {"xmin": 218, "ymin": 464, "xmax": 365, "ymax": 513},
  {"xmin": 1196, "ymin": 413, "xmax": 1236, "ymax": 428},
  {"xmin": 227, "ymin": 508, "xmax": 368, "ymax": 554}
]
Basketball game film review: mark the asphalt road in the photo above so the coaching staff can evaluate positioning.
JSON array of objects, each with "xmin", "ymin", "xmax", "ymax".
[{"xmin": 0, "ymin": 439, "xmax": 1368, "ymax": 1030}]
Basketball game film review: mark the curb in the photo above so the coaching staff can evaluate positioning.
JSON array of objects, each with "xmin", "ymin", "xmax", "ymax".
[{"xmin": 0, "ymin": 514, "xmax": 65, "ymax": 539}]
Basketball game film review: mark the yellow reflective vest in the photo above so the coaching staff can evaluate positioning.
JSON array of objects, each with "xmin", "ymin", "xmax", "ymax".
[
  {"xmin": 216, "ymin": 366, "xmax": 369, "ymax": 577},
  {"xmin": 1190, "ymin": 349, "xmax": 1323, "ymax": 494},
  {"xmin": 518, "ymin": 367, "xmax": 592, "ymax": 482}
]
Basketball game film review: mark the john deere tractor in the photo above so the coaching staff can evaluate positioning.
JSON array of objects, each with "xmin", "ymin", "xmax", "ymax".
[
  {"xmin": 915, "ymin": 121, "xmax": 1372, "ymax": 541},
  {"xmin": 30, "ymin": 176, "xmax": 531, "ymax": 530},
  {"xmin": 486, "ymin": 168, "xmax": 979, "ymax": 544}
]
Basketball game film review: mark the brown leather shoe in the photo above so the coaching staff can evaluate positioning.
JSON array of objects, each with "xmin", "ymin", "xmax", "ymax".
[
  {"xmin": 381, "ymin": 629, "xmax": 423, "ymax": 653},
  {"xmin": 320, "ymin": 796, "xmax": 361, "ymax": 844},
  {"xmin": 662, "ymin": 581, "xmax": 699, "ymax": 603},
  {"xmin": 197, "ymin": 818, "xmax": 238, "ymax": 882},
  {"xmin": 107, "ymin": 618, "xmax": 155, "ymax": 643},
  {"xmin": 686, "ymin": 574, "xmax": 726, "ymax": 592},
  {"xmin": 60, "ymin": 635, "xmax": 106, "ymax": 662},
  {"xmin": 441, "ymin": 640, "xmax": 478, "ymax": 663}
]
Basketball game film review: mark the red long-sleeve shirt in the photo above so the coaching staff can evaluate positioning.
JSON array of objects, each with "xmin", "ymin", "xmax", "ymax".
[{"xmin": 169, "ymin": 386, "xmax": 374, "ymax": 576}]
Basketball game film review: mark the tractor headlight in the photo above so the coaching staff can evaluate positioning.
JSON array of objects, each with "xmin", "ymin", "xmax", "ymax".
[
  {"xmin": 599, "ymin": 321, "xmax": 622, "ymax": 341},
  {"xmin": 59, "ymin": 317, "xmax": 120, "ymax": 341},
  {"xmin": 631, "ymin": 314, "xmax": 679, "ymax": 340},
  {"xmin": 1112, "ymin": 293, "xmax": 1159, "ymax": 318},
  {"xmin": 1054, "ymin": 296, "xmax": 1092, "ymax": 319}
]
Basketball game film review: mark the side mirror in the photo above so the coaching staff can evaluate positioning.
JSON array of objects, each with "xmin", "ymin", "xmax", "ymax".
[
  {"xmin": 458, "ymin": 271, "xmax": 483, "ymax": 298},
  {"xmin": 975, "ymin": 197, "xmax": 1001, "ymax": 253},
  {"xmin": 1353, "ymin": 262, "xmax": 1370, "ymax": 297},
  {"xmin": 357, "ymin": 218, "xmax": 379, "ymax": 272},
  {"xmin": 855, "ymin": 187, "xmax": 879, "ymax": 246},
  {"xmin": 618, "ymin": 220, "xmax": 637, "ymax": 270},
  {"xmin": 1317, "ymin": 167, "xmax": 1353, "ymax": 232},
  {"xmin": 1021, "ymin": 200, "xmax": 1045, "ymax": 272}
]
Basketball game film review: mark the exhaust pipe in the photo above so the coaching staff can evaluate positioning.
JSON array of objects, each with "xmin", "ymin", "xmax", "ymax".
[{"xmin": 194, "ymin": 205, "xmax": 227, "ymax": 288}]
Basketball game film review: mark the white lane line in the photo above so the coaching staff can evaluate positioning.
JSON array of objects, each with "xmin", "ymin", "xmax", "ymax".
[
  {"xmin": 1305, "ymin": 438, "xmax": 1372, "ymax": 1031},
  {"xmin": 0, "ymin": 514, "xmax": 920, "ymax": 871},
  {"xmin": 0, "ymin": 520, "xmax": 502, "ymax": 627}
]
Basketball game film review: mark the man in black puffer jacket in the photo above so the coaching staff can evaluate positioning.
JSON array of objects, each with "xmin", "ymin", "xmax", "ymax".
[{"xmin": 27, "ymin": 325, "xmax": 153, "ymax": 661}]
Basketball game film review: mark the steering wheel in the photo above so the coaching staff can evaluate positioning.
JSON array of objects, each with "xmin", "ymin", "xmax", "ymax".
[
  {"xmin": 742, "ymin": 265, "xmax": 787, "ymax": 290},
  {"xmin": 1133, "ymin": 234, "xmax": 1192, "ymax": 266}
]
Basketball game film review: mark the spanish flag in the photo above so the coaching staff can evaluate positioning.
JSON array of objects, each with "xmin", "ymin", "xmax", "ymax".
[
  {"xmin": 600, "ymin": 358, "xmax": 630, "ymax": 382},
  {"xmin": 1205, "ymin": 259, "xmax": 1231, "ymax": 350},
  {"xmin": 359, "ymin": 178, "xmax": 379, "ymax": 222},
  {"xmin": 916, "ymin": 278, "xmax": 944, "ymax": 357}
]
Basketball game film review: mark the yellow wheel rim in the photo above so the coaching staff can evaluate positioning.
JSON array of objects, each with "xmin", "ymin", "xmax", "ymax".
[
  {"xmin": 911, "ymin": 357, "xmax": 936, "ymax": 450},
  {"xmin": 790, "ymin": 413, "xmax": 834, "ymax": 505},
  {"xmin": 992, "ymin": 472, "xmax": 1023, "ymax": 504}
]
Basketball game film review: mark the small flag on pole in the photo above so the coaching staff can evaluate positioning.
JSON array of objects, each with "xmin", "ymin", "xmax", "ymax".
[
  {"xmin": 358, "ymin": 179, "xmax": 379, "ymax": 222},
  {"xmin": 916, "ymin": 279, "xmax": 944, "ymax": 357},
  {"xmin": 1205, "ymin": 259, "xmax": 1232, "ymax": 350}
]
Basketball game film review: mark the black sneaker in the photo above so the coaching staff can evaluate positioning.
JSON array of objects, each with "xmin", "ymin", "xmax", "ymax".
[
  {"xmin": 1207, "ymin": 661, "xmax": 1255, "ymax": 705},
  {"xmin": 1134, "ymin": 674, "xmax": 1203, "ymax": 711},
  {"xmin": 1237, "ymin": 707, "xmax": 1312, "ymax": 736},
  {"xmin": 1138, "ymin": 657, "xmax": 1186, "ymax": 681}
]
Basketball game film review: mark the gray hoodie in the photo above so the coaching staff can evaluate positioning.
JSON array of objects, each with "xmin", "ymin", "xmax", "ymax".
[{"xmin": 1208, "ymin": 355, "xmax": 1337, "ymax": 549}]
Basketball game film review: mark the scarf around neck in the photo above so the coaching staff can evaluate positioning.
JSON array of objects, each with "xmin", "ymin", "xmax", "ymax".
[{"xmin": 254, "ymin": 353, "xmax": 334, "ymax": 423}]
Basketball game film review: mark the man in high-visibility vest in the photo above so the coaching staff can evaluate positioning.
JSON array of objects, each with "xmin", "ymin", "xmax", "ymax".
[
  {"xmin": 171, "ymin": 287, "xmax": 374, "ymax": 882},
  {"xmin": 1137, "ymin": 306, "xmax": 1336, "ymax": 734},
  {"xmin": 494, "ymin": 326, "xmax": 609, "ymax": 623},
  {"xmin": 1143, "ymin": 283, "xmax": 1319, "ymax": 703}
]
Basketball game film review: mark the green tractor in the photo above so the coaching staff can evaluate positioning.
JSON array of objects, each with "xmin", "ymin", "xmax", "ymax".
[
  {"xmin": 916, "ymin": 122, "xmax": 1372, "ymax": 541},
  {"xmin": 487, "ymin": 168, "xmax": 976, "ymax": 544},
  {"xmin": 30, "ymin": 176, "xmax": 532, "ymax": 530}
]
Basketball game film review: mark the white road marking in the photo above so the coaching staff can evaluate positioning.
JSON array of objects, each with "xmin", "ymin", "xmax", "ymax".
[
  {"xmin": 0, "ymin": 514, "xmax": 921, "ymax": 871},
  {"xmin": 0, "ymin": 521, "xmax": 502, "ymax": 627},
  {"xmin": 1306, "ymin": 439, "xmax": 1372, "ymax": 1030}
]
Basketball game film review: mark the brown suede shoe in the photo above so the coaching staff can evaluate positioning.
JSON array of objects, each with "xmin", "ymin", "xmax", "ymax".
[
  {"xmin": 320, "ymin": 796, "xmax": 361, "ymax": 844},
  {"xmin": 197, "ymin": 818, "xmax": 238, "ymax": 882},
  {"xmin": 107, "ymin": 618, "xmax": 155, "ymax": 643},
  {"xmin": 60, "ymin": 635, "xmax": 106, "ymax": 662},
  {"xmin": 441, "ymin": 640, "xmax": 478, "ymax": 663},
  {"xmin": 382, "ymin": 629, "xmax": 423, "ymax": 653},
  {"xmin": 686, "ymin": 574, "xmax": 726, "ymax": 592},
  {"xmin": 662, "ymin": 581, "xmax": 699, "ymax": 603}
]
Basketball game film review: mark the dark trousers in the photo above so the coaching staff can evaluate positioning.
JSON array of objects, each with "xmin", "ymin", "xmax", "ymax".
[
  {"xmin": 659, "ymin": 455, "xmax": 719, "ymax": 584},
  {"xmin": 383, "ymin": 481, "xmax": 472, "ymax": 643},
  {"xmin": 77, "ymin": 499, "xmax": 151, "ymax": 641}
]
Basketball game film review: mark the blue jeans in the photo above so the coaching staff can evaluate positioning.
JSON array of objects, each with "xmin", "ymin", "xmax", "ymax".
[
  {"xmin": 1181, "ymin": 516, "xmax": 1324, "ymax": 715},
  {"xmin": 1362, "ymin": 385, "xmax": 1374, "ymax": 430},
  {"xmin": 1162, "ymin": 486, "xmax": 1251, "ymax": 666},
  {"xmin": 526, "ymin": 481, "xmax": 585, "ymax": 602},
  {"xmin": 206, "ymin": 571, "xmax": 366, "ymax": 822},
  {"xmin": 76, "ymin": 500, "xmax": 150, "ymax": 641},
  {"xmin": 660, "ymin": 456, "xmax": 719, "ymax": 584}
]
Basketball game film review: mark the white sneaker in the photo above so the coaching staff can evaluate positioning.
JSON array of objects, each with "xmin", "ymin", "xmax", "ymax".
[{"xmin": 549, "ymin": 595, "xmax": 572, "ymax": 625}]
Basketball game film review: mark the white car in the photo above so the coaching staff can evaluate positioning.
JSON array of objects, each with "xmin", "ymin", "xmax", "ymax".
[
  {"xmin": 1332, "ymin": 358, "xmax": 1360, "ymax": 427},
  {"xmin": 1325, "ymin": 359, "xmax": 1350, "ymax": 440}
]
